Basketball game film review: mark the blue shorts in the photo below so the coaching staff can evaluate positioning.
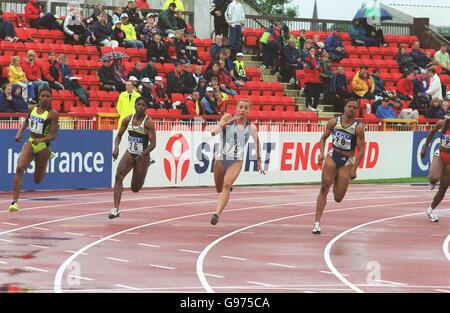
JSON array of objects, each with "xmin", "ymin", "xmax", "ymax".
[
  {"xmin": 217, "ymin": 154, "xmax": 242, "ymax": 171},
  {"xmin": 329, "ymin": 149, "xmax": 355, "ymax": 170}
]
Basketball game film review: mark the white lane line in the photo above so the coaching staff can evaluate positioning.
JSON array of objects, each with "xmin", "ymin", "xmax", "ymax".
[
  {"xmin": 114, "ymin": 284, "xmax": 141, "ymax": 291},
  {"xmin": 25, "ymin": 266, "xmax": 49, "ymax": 273},
  {"xmin": 2, "ymin": 222, "xmax": 18, "ymax": 226},
  {"xmin": 0, "ymin": 261, "xmax": 8, "ymax": 264},
  {"xmin": 373, "ymin": 279, "xmax": 407, "ymax": 286},
  {"xmin": 54, "ymin": 193, "xmax": 433, "ymax": 293},
  {"xmin": 64, "ymin": 232, "xmax": 84, "ymax": 236},
  {"xmin": 0, "ymin": 238, "xmax": 13, "ymax": 243},
  {"xmin": 149, "ymin": 264, "xmax": 175, "ymax": 270},
  {"xmin": 221, "ymin": 255, "xmax": 247, "ymax": 261},
  {"xmin": 268, "ymin": 263, "xmax": 296, "ymax": 269},
  {"xmin": 247, "ymin": 281, "xmax": 274, "ymax": 287},
  {"xmin": 68, "ymin": 275, "xmax": 94, "ymax": 281},
  {"xmin": 204, "ymin": 273, "xmax": 224, "ymax": 279},
  {"xmin": 178, "ymin": 249, "xmax": 201, "ymax": 254},
  {"xmin": 29, "ymin": 244, "xmax": 49, "ymax": 249},
  {"xmin": 137, "ymin": 243, "xmax": 160, "ymax": 248},
  {"xmin": 436, "ymin": 289, "xmax": 450, "ymax": 293},
  {"xmin": 324, "ymin": 208, "xmax": 450, "ymax": 294},
  {"xmin": 31, "ymin": 227, "xmax": 50, "ymax": 231},
  {"xmin": 65, "ymin": 250, "xmax": 88, "ymax": 256},
  {"xmin": 197, "ymin": 198, "xmax": 450, "ymax": 293},
  {"xmin": 444, "ymin": 235, "xmax": 450, "ymax": 262},
  {"xmin": 320, "ymin": 270, "xmax": 349, "ymax": 277},
  {"xmin": 106, "ymin": 257, "xmax": 130, "ymax": 263}
]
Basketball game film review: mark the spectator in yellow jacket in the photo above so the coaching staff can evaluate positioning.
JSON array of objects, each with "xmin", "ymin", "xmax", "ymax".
[
  {"xmin": 120, "ymin": 13, "xmax": 144, "ymax": 48},
  {"xmin": 116, "ymin": 80, "xmax": 141, "ymax": 128},
  {"xmin": 352, "ymin": 65, "xmax": 375, "ymax": 99},
  {"xmin": 163, "ymin": 0, "xmax": 184, "ymax": 12},
  {"xmin": 8, "ymin": 55, "xmax": 36, "ymax": 103}
]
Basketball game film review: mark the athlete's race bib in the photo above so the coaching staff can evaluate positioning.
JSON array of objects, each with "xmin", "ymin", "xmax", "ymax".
[
  {"xmin": 332, "ymin": 130, "xmax": 352, "ymax": 151},
  {"xmin": 441, "ymin": 134, "xmax": 450, "ymax": 149},
  {"xmin": 127, "ymin": 136, "xmax": 144, "ymax": 154},
  {"xmin": 29, "ymin": 115, "xmax": 44, "ymax": 135},
  {"xmin": 223, "ymin": 140, "xmax": 244, "ymax": 159}
]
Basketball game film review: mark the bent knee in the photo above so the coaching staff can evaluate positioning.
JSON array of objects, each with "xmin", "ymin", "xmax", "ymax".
[
  {"xmin": 334, "ymin": 195, "xmax": 345, "ymax": 203},
  {"xmin": 320, "ymin": 183, "xmax": 331, "ymax": 194},
  {"xmin": 216, "ymin": 186, "xmax": 222, "ymax": 193},
  {"xmin": 15, "ymin": 166, "xmax": 27, "ymax": 175},
  {"xmin": 222, "ymin": 183, "xmax": 233, "ymax": 191},
  {"xmin": 131, "ymin": 185, "xmax": 142, "ymax": 193},
  {"xmin": 34, "ymin": 177, "xmax": 43, "ymax": 184}
]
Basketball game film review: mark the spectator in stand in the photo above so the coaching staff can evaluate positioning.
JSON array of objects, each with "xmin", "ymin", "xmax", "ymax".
[
  {"xmin": 163, "ymin": 0, "xmax": 185, "ymax": 11},
  {"xmin": 8, "ymin": 56, "xmax": 35, "ymax": 103},
  {"xmin": 372, "ymin": 68, "xmax": 385, "ymax": 97},
  {"xmin": 214, "ymin": 89, "xmax": 227, "ymax": 113},
  {"xmin": 324, "ymin": 28, "xmax": 346, "ymax": 62},
  {"xmin": 202, "ymin": 86, "xmax": 219, "ymax": 115},
  {"xmin": 152, "ymin": 76, "xmax": 171, "ymax": 109},
  {"xmin": 397, "ymin": 44, "xmax": 418, "ymax": 74},
  {"xmin": 329, "ymin": 66, "xmax": 348, "ymax": 112},
  {"xmin": 193, "ymin": 65, "xmax": 204, "ymax": 86},
  {"xmin": 282, "ymin": 38, "xmax": 302, "ymax": 85},
  {"xmin": 259, "ymin": 24, "xmax": 275, "ymax": 69},
  {"xmin": 0, "ymin": 84, "xmax": 15, "ymax": 112},
  {"xmin": 93, "ymin": 12, "xmax": 119, "ymax": 48},
  {"xmin": 410, "ymin": 41, "xmax": 434, "ymax": 70},
  {"xmin": 112, "ymin": 7, "xmax": 124, "ymax": 25},
  {"xmin": 138, "ymin": 77, "xmax": 154, "ymax": 106},
  {"xmin": 182, "ymin": 62, "xmax": 197, "ymax": 94},
  {"xmin": 392, "ymin": 99, "xmax": 419, "ymax": 120},
  {"xmin": 22, "ymin": 50, "xmax": 49, "ymax": 95},
  {"xmin": 63, "ymin": 4, "xmax": 95, "ymax": 45},
  {"xmin": 175, "ymin": 10, "xmax": 187, "ymax": 30},
  {"xmin": 297, "ymin": 29, "xmax": 307, "ymax": 51},
  {"xmin": 113, "ymin": 59, "xmax": 128, "ymax": 85},
  {"xmin": 197, "ymin": 78, "xmax": 207, "ymax": 99},
  {"xmin": 268, "ymin": 21, "xmax": 283, "ymax": 76},
  {"xmin": 174, "ymin": 29, "xmax": 188, "ymax": 63},
  {"xmin": 434, "ymin": 45, "xmax": 450, "ymax": 75},
  {"xmin": 218, "ymin": 59, "xmax": 238, "ymax": 95},
  {"xmin": 411, "ymin": 70, "xmax": 429, "ymax": 111},
  {"xmin": 142, "ymin": 58, "xmax": 158, "ymax": 82},
  {"xmin": 301, "ymin": 39, "xmax": 314, "ymax": 60},
  {"xmin": 204, "ymin": 61, "xmax": 221, "ymax": 83},
  {"xmin": 225, "ymin": 0, "xmax": 245, "ymax": 53},
  {"xmin": 147, "ymin": 33, "xmax": 170, "ymax": 64},
  {"xmin": 185, "ymin": 32, "xmax": 203, "ymax": 65},
  {"xmin": 281, "ymin": 25, "xmax": 298, "ymax": 48},
  {"xmin": 25, "ymin": 0, "xmax": 60, "ymax": 30},
  {"xmin": 232, "ymin": 52, "xmax": 249, "ymax": 82},
  {"xmin": 159, "ymin": 2, "xmax": 178, "ymax": 36},
  {"xmin": 396, "ymin": 71, "xmax": 415, "ymax": 101},
  {"xmin": 352, "ymin": 65, "xmax": 375, "ymax": 99},
  {"xmin": 136, "ymin": 0, "xmax": 151, "ymax": 10},
  {"xmin": 303, "ymin": 47, "xmax": 322, "ymax": 112},
  {"xmin": 129, "ymin": 76, "xmax": 139, "ymax": 90},
  {"xmin": 57, "ymin": 54, "xmax": 89, "ymax": 105},
  {"xmin": 443, "ymin": 100, "xmax": 449, "ymax": 116},
  {"xmin": 128, "ymin": 61, "xmax": 146, "ymax": 82},
  {"xmin": 116, "ymin": 80, "xmax": 141, "ymax": 127},
  {"xmin": 312, "ymin": 34, "xmax": 325, "ymax": 57},
  {"xmin": 211, "ymin": 35, "xmax": 223, "ymax": 59},
  {"xmin": 210, "ymin": 0, "xmax": 231, "ymax": 37},
  {"xmin": 136, "ymin": 13, "xmax": 162, "ymax": 47},
  {"xmin": 0, "ymin": 10, "xmax": 18, "ymax": 41},
  {"xmin": 185, "ymin": 90, "xmax": 204, "ymax": 115},
  {"xmin": 90, "ymin": 4, "xmax": 113, "ymax": 26},
  {"xmin": 120, "ymin": 13, "xmax": 144, "ymax": 48},
  {"xmin": 112, "ymin": 20, "xmax": 126, "ymax": 47},
  {"xmin": 11, "ymin": 85, "xmax": 29, "ymax": 112},
  {"xmin": 349, "ymin": 19, "xmax": 377, "ymax": 47},
  {"xmin": 375, "ymin": 97, "xmax": 397, "ymax": 119},
  {"xmin": 426, "ymin": 66, "xmax": 443, "ymax": 101},
  {"xmin": 98, "ymin": 60, "xmax": 124, "ymax": 92},
  {"xmin": 319, "ymin": 52, "xmax": 333, "ymax": 103},
  {"xmin": 361, "ymin": 18, "xmax": 387, "ymax": 47},
  {"xmin": 425, "ymin": 98, "xmax": 445, "ymax": 119},
  {"xmin": 166, "ymin": 61, "xmax": 185, "ymax": 96},
  {"xmin": 166, "ymin": 33, "xmax": 178, "ymax": 62},
  {"xmin": 42, "ymin": 51, "xmax": 64, "ymax": 90},
  {"xmin": 123, "ymin": 0, "xmax": 143, "ymax": 26}
]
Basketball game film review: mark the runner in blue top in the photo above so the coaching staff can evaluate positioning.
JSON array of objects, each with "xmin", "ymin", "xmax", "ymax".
[
  {"xmin": 209, "ymin": 99, "xmax": 265, "ymax": 225},
  {"xmin": 109, "ymin": 97, "xmax": 156, "ymax": 219},
  {"xmin": 313, "ymin": 99, "xmax": 365, "ymax": 234}
]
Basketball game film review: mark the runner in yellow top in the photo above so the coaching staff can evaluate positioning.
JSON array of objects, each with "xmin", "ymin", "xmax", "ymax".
[{"xmin": 9, "ymin": 87, "xmax": 59, "ymax": 212}]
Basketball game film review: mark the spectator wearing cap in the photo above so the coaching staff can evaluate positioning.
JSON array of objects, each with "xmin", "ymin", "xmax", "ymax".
[
  {"xmin": 182, "ymin": 63, "xmax": 197, "ymax": 94},
  {"xmin": 139, "ymin": 77, "xmax": 155, "ymax": 106},
  {"xmin": 281, "ymin": 39, "xmax": 301, "ymax": 84},
  {"xmin": 166, "ymin": 62, "xmax": 185, "ymax": 96},
  {"xmin": 93, "ymin": 12, "xmax": 119, "ymax": 48},
  {"xmin": 435, "ymin": 45, "xmax": 450, "ymax": 75},
  {"xmin": 232, "ymin": 52, "xmax": 248, "ymax": 82},
  {"xmin": 185, "ymin": 90, "xmax": 204, "ymax": 115},
  {"xmin": 129, "ymin": 75, "xmax": 139, "ymax": 90},
  {"xmin": 225, "ymin": 0, "xmax": 245, "ymax": 53},
  {"xmin": 142, "ymin": 58, "xmax": 158, "ymax": 82},
  {"xmin": 158, "ymin": 2, "xmax": 178, "ymax": 36},
  {"xmin": 136, "ymin": 13, "xmax": 162, "ymax": 47},
  {"xmin": 123, "ymin": 0, "xmax": 143, "ymax": 26},
  {"xmin": 352, "ymin": 65, "xmax": 375, "ymax": 99},
  {"xmin": 152, "ymin": 76, "xmax": 171, "ymax": 109},
  {"xmin": 202, "ymin": 87, "xmax": 220, "ymax": 115},
  {"xmin": 210, "ymin": 0, "xmax": 231, "ymax": 37},
  {"xmin": 375, "ymin": 97, "xmax": 398, "ymax": 119},
  {"xmin": 163, "ymin": 0, "xmax": 185, "ymax": 11},
  {"xmin": 324, "ymin": 29, "xmax": 346, "ymax": 62},
  {"xmin": 116, "ymin": 80, "xmax": 141, "ymax": 128},
  {"xmin": 112, "ymin": 20, "xmax": 127, "ymax": 47},
  {"xmin": 185, "ymin": 32, "xmax": 203, "ymax": 65},
  {"xmin": 426, "ymin": 66, "xmax": 443, "ymax": 101},
  {"xmin": 147, "ymin": 33, "xmax": 170, "ymax": 63},
  {"xmin": 120, "ymin": 13, "xmax": 144, "ymax": 48}
]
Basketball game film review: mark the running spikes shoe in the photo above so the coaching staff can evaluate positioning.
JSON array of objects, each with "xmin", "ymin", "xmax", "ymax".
[
  {"xmin": 312, "ymin": 222, "xmax": 321, "ymax": 234},
  {"xmin": 426, "ymin": 207, "xmax": 439, "ymax": 222},
  {"xmin": 210, "ymin": 213, "xmax": 219, "ymax": 225},
  {"xmin": 109, "ymin": 208, "xmax": 121, "ymax": 219},
  {"xmin": 9, "ymin": 202, "xmax": 19, "ymax": 212},
  {"xmin": 429, "ymin": 182, "xmax": 436, "ymax": 190}
]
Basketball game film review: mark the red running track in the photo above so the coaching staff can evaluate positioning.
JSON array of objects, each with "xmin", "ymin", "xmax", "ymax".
[{"xmin": 0, "ymin": 184, "xmax": 449, "ymax": 293}]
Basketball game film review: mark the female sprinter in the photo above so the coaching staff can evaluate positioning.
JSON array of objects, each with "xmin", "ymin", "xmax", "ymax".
[
  {"xmin": 210, "ymin": 99, "xmax": 265, "ymax": 225},
  {"xmin": 312, "ymin": 99, "xmax": 365, "ymax": 234},
  {"xmin": 9, "ymin": 87, "xmax": 59, "ymax": 212},
  {"xmin": 420, "ymin": 117, "xmax": 450, "ymax": 222},
  {"xmin": 109, "ymin": 97, "xmax": 156, "ymax": 219}
]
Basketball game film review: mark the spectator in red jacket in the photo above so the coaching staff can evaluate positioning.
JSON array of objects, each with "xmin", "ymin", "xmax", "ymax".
[
  {"xmin": 135, "ymin": 0, "xmax": 150, "ymax": 10},
  {"xmin": 218, "ymin": 59, "xmax": 237, "ymax": 95},
  {"xmin": 42, "ymin": 51, "xmax": 64, "ymax": 90},
  {"xmin": 152, "ymin": 76, "xmax": 171, "ymax": 109},
  {"xmin": 185, "ymin": 90, "xmax": 204, "ymax": 115},
  {"xmin": 303, "ymin": 47, "xmax": 322, "ymax": 112},
  {"xmin": 395, "ymin": 71, "xmax": 415, "ymax": 101},
  {"xmin": 21, "ymin": 49, "xmax": 49, "ymax": 96},
  {"xmin": 25, "ymin": 0, "xmax": 60, "ymax": 30}
]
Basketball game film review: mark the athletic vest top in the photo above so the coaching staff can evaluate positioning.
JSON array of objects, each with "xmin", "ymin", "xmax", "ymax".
[
  {"xmin": 219, "ymin": 120, "xmax": 251, "ymax": 160},
  {"xmin": 28, "ymin": 107, "xmax": 51, "ymax": 136},
  {"xmin": 126, "ymin": 114, "xmax": 149, "ymax": 155},
  {"xmin": 233, "ymin": 60, "xmax": 246, "ymax": 77},
  {"xmin": 331, "ymin": 116, "xmax": 358, "ymax": 152},
  {"xmin": 440, "ymin": 119, "xmax": 450, "ymax": 150}
]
